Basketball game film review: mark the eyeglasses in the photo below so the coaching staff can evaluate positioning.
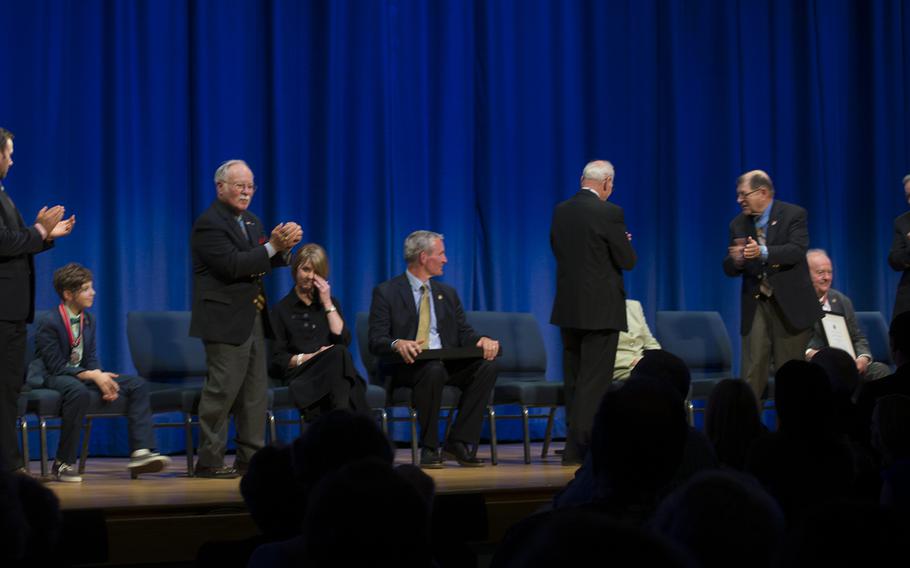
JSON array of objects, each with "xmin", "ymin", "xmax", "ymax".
[
  {"xmin": 225, "ymin": 181, "xmax": 257, "ymax": 192},
  {"xmin": 736, "ymin": 187, "xmax": 764, "ymax": 200}
]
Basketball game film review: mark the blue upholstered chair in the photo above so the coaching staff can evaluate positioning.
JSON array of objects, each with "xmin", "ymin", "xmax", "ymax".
[
  {"xmin": 466, "ymin": 311, "xmax": 562, "ymax": 464},
  {"xmin": 655, "ymin": 311, "xmax": 736, "ymax": 422},
  {"xmin": 127, "ymin": 311, "xmax": 209, "ymax": 475},
  {"xmin": 856, "ymin": 311, "xmax": 895, "ymax": 372},
  {"xmin": 354, "ymin": 312, "xmax": 497, "ymax": 465}
]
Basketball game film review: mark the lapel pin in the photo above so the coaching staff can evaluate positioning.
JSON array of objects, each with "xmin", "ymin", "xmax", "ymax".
[
  {"xmin": 771, "ymin": 220, "xmax": 778, "ymax": 226},
  {"xmin": 437, "ymin": 294, "xmax": 443, "ymax": 300}
]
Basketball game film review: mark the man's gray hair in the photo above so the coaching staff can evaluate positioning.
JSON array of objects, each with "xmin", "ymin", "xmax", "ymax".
[
  {"xmin": 582, "ymin": 160, "xmax": 615, "ymax": 181},
  {"xmin": 404, "ymin": 230, "xmax": 444, "ymax": 264},
  {"xmin": 214, "ymin": 159, "xmax": 249, "ymax": 184},
  {"xmin": 903, "ymin": 174, "xmax": 910, "ymax": 185},
  {"xmin": 807, "ymin": 248, "xmax": 829, "ymax": 259}
]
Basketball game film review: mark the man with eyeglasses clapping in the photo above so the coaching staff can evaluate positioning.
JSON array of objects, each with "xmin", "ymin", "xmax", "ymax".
[{"xmin": 189, "ymin": 159, "xmax": 302, "ymax": 478}]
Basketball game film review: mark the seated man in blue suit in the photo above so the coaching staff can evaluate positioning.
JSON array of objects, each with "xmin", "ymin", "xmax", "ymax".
[
  {"xmin": 368, "ymin": 230, "xmax": 499, "ymax": 468},
  {"xmin": 31, "ymin": 263, "xmax": 170, "ymax": 482}
]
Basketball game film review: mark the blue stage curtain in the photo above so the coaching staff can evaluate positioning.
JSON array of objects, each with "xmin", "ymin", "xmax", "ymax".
[{"xmin": 1, "ymin": 0, "xmax": 908, "ymax": 455}]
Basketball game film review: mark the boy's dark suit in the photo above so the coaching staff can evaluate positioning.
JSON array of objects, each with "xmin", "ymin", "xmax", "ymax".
[
  {"xmin": 368, "ymin": 274, "xmax": 496, "ymax": 451},
  {"xmin": 190, "ymin": 199, "xmax": 287, "ymax": 469},
  {"xmin": 0, "ymin": 186, "xmax": 53, "ymax": 471},
  {"xmin": 30, "ymin": 310, "xmax": 156, "ymax": 464}
]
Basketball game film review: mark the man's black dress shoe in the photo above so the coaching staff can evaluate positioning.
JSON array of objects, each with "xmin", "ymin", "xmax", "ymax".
[
  {"xmin": 194, "ymin": 465, "xmax": 240, "ymax": 479},
  {"xmin": 442, "ymin": 441, "xmax": 486, "ymax": 467},
  {"xmin": 419, "ymin": 448, "xmax": 444, "ymax": 469}
]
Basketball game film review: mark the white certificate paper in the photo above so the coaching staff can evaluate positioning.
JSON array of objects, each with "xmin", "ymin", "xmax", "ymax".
[{"xmin": 822, "ymin": 313, "xmax": 856, "ymax": 359}]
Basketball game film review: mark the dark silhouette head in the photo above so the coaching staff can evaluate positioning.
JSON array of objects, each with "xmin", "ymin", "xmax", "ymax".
[
  {"xmin": 493, "ymin": 507, "xmax": 691, "ymax": 568},
  {"xmin": 705, "ymin": 378, "xmax": 763, "ymax": 470},
  {"xmin": 631, "ymin": 349, "xmax": 692, "ymax": 399},
  {"xmin": 774, "ymin": 360, "xmax": 835, "ymax": 436},
  {"xmin": 292, "ymin": 409, "xmax": 393, "ymax": 488},
  {"xmin": 239, "ymin": 444, "xmax": 298, "ymax": 539},
  {"xmin": 811, "ymin": 347, "xmax": 860, "ymax": 399},
  {"xmin": 590, "ymin": 376, "xmax": 688, "ymax": 507},
  {"xmin": 653, "ymin": 470, "xmax": 785, "ymax": 568},
  {"xmin": 0, "ymin": 472, "xmax": 62, "ymax": 566},
  {"xmin": 811, "ymin": 347, "xmax": 863, "ymax": 435},
  {"xmin": 301, "ymin": 458, "xmax": 433, "ymax": 567}
]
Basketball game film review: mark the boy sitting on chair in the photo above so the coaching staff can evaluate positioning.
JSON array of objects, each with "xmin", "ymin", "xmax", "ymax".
[{"xmin": 30, "ymin": 263, "xmax": 170, "ymax": 482}]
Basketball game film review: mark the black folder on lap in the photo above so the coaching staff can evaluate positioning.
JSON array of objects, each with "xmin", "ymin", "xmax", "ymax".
[{"xmin": 380, "ymin": 346, "xmax": 494, "ymax": 364}]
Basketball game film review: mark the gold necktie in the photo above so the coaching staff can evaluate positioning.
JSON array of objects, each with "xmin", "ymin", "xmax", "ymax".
[{"xmin": 416, "ymin": 284, "xmax": 430, "ymax": 344}]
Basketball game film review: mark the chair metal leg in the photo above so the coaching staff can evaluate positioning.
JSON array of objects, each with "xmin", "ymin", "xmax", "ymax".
[
  {"xmin": 267, "ymin": 410, "xmax": 277, "ymax": 444},
  {"xmin": 488, "ymin": 406, "xmax": 498, "ymax": 466},
  {"xmin": 442, "ymin": 408, "xmax": 455, "ymax": 446},
  {"xmin": 409, "ymin": 408, "xmax": 419, "ymax": 465},
  {"xmin": 521, "ymin": 406, "xmax": 532, "ymax": 464},
  {"xmin": 379, "ymin": 408, "xmax": 389, "ymax": 435},
  {"xmin": 686, "ymin": 399, "xmax": 695, "ymax": 426},
  {"xmin": 19, "ymin": 418, "xmax": 30, "ymax": 474},
  {"xmin": 541, "ymin": 407, "xmax": 556, "ymax": 458},
  {"xmin": 79, "ymin": 417, "xmax": 94, "ymax": 474},
  {"xmin": 39, "ymin": 417, "xmax": 49, "ymax": 477},
  {"xmin": 184, "ymin": 413, "xmax": 195, "ymax": 476}
]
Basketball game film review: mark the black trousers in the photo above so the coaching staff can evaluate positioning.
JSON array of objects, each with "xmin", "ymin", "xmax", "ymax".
[
  {"xmin": 560, "ymin": 327, "xmax": 619, "ymax": 462},
  {"xmin": 0, "ymin": 320, "xmax": 26, "ymax": 472},
  {"xmin": 286, "ymin": 345, "xmax": 369, "ymax": 421},
  {"xmin": 394, "ymin": 358, "xmax": 497, "ymax": 450}
]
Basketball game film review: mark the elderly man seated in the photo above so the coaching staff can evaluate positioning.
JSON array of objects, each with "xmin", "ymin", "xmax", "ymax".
[{"xmin": 804, "ymin": 249, "xmax": 890, "ymax": 381}]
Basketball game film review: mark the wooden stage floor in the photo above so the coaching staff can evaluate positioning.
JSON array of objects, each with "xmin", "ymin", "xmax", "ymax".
[
  {"xmin": 43, "ymin": 442, "xmax": 576, "ymax": 510},
  {"xmin": 33, "ymin": 443, "xmax": 577, "ymax": 566}
]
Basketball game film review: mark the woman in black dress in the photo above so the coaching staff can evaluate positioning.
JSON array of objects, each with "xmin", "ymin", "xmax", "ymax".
[{"xmin": 270, "ymin": 244, "xmax": 368, "ymax": 420}]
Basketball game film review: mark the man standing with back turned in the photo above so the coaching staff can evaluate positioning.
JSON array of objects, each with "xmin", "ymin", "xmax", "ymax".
[
  {"xmin": 551, "ymin": 160, "xmax": 636, "ymax": 466},
  {"xmin": 723, "ymin": 170, "xmax": 822, "ymax": 402},
  {"xmin": 190, "ymin": 159, "xmax": 302, "ymax": 478},
  {"xmin": 0, "ymin": 127, "xmax": 75, "ymax": 473}
]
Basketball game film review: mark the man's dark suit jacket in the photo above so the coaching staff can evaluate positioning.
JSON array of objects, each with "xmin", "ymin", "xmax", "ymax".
[
  {"xmin": 722, "ymin": 200, "xmax": 822, "ymax": 336},
  {"xmin": 29, "ymin": 309, "xmax": 102, "ymax": 386},
  {"xmin": 0, "ymin": 191, "xmax": 53, "ymax": 323},
  {"xmin": 888, "ymin": 211, "xmax": 910, "ymax": 318},
  {"xmin": 549, "ymin": 190, "xmax": 636, "ymax": 331},
  {"xmin": 807, "ymin": 288, "xmax": 872, "ymax": 358},
  {"xmin": 368, "ymin": 273, "xmax": 482, "ymax": 357},
  {"xmin": 189, "ymin": 200, "xmax": 285, "ymax": 345}
]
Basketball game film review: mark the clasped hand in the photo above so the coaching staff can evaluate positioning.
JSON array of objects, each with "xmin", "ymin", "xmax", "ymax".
[{"xmin": 269, "ymin": 222, "xmax": 303, "ymax": 251}]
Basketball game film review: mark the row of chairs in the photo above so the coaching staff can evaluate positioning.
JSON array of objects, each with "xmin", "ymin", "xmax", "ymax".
[
  {"xmin": 16, "ymin": 309, "xmax": 893, "ymax": 474},
  {"xmin": 16, "ymin": 310, "xmax": 563, "ymax": 474}
]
